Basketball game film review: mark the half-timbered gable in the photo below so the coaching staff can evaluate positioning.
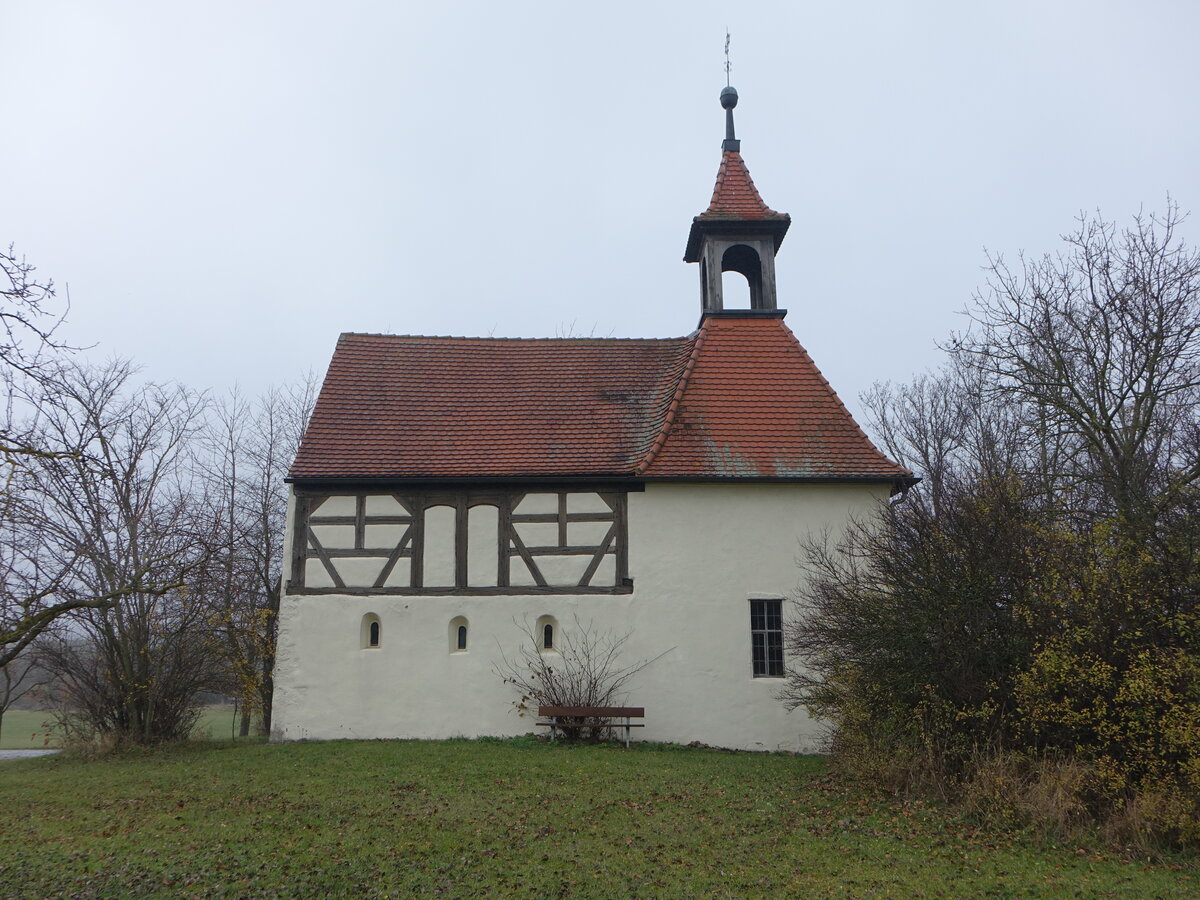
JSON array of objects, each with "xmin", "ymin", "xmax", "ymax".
[
  {"xmin": 292, "ymin": 488, "xmax": 630, "ymax": 595},
  {"xmin": 271, "ymin": 84, "xmax": 912, "ymax": 751}
]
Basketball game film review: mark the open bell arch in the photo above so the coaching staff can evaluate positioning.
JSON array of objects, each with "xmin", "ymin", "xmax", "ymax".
[{"xmin": 696, "ymin": 234, "xmax": 781, "ymax": 312}]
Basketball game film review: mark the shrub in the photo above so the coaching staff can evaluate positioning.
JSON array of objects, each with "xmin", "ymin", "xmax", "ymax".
[
  {"xmin": 495, "ymin": 616, "xmax": 668, "ymax": 742},
  {"xmin": 784, "ymin": 207, "xmax": 1200, "ymax": 852}
]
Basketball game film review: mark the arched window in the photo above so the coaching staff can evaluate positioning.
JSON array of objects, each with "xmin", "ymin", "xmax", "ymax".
[
  {"xmin": 720, "ymin": 243, "xmax": 764, "ymax": 309},
  {"xmin": 721, "ymin": 270, "xmax": 752, "ymax": 308},
  {"xmin": 361, "ymin": 613, "xmax": 381, "ymax": 649},
  {"xmin": 448, "ymin": 616, "xmax": 469, "ymax": 653},
  {"xmin": 422, "ymin": 505, "xmax": 457, "ymax": 588},
  {"xmin": 536, "ymin": 615, "xmax": 559, "ymax": 652}
]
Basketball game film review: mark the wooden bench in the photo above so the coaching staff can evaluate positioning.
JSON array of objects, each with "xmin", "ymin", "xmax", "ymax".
[{"xmin": 536, "ymin": 705, "xmax": 645, "ymax": 748}]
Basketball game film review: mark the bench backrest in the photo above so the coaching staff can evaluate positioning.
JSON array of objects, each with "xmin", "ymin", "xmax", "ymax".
[{"xmin": 538, "ymin": 705, "xmax": 644, "ymax": 718}]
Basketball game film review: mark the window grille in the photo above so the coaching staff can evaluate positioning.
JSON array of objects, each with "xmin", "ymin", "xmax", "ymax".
[{"xmin": 750, "ymin": 599, "xmax": 783, "ymax": 677}]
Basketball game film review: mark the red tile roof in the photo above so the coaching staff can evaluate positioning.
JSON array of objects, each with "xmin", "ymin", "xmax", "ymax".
[
  {"xmin": 290, "ymin": 334, "xmax": 693, "ymax": 479},
  {"xmin": 289, "ymin": 317, "xmax": 911, "ymax": 484},
  {"xmin": 639, "ymin": 316, "xmax": 908, "ymax": 479},
  {"xmin": 696, "ymin": 150, "xmax": 790, "ymax": 222}
]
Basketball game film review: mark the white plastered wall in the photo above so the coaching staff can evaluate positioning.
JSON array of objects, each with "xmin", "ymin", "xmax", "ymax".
[{"xmin": 271, "ymin": 482, "xmax": 889, "ymax": 751}]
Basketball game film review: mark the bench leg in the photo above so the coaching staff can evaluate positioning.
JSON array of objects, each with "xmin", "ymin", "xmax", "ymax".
[
  {"xmin": 624, "ymin": 717, "xmax": 631, "ymax": 749},
  {"xmin": 550, "ymin": 716, "xmax": 557, "ymax": 742}
]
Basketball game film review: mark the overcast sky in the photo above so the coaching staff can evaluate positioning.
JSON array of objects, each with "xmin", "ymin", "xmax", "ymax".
[{"xmin": 4, "ymin": 1, "xmax": 1199, "ymax": 422}]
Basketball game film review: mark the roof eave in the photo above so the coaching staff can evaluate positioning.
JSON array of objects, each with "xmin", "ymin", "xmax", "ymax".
[
  {"xmin": 642, "ymin": 473, "xmax": 918, "ymax": 485},
  {"xmin": 683, "ymin": 215, "xmax": 792, "ymax": 263},
  {"xmin": 286, "ymin": 474, "xmax": 648, "ymax": 490},
  {"xmin": 286, "ymin": 472, "xmax": 920, "ymax": 491}
]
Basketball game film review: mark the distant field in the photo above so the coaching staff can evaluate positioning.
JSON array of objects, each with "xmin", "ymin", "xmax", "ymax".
[
  {"xmin": 0, "ymin": 705, "xmax": 251, "ymax": 750},
  {"xmin": 0, "ymin": 709, "xmax": 59, "ymax": 750},
  {"xmin": 0, "ymin": 738, "xmax": 1194, "ymax": 897},
  {"xmin": 191, "ymin": 704, "xmax": 248, "ymax": 740}
]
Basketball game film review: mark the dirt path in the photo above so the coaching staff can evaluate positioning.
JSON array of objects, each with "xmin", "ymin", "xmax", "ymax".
[{"xmin": 0, "ymin": 750, "xmax": 59, "ymax": 761}]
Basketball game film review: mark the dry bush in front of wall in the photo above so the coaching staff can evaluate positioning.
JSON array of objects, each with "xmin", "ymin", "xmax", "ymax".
[
  {"xmin": 958, "ymin": 753, "xmax": 1097, "ymax": 835},
  {"xmin": 495, "ymin": 615, "xmax": 670, "ymax": 742}
]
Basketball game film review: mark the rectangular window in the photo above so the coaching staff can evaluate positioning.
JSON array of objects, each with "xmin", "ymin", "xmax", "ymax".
[{"xmin": 750, "ymin": 598, "xmax": 784, "ymax": 677}]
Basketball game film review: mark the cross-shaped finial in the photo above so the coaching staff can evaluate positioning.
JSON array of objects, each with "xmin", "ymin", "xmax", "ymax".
[{"xmin": 724, "ymin": 30, "xmax": 732, "ymax": 86}]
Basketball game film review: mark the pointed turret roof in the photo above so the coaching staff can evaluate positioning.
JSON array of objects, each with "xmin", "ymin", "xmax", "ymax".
[
  {"xmin": 697, "ymin": 149, "xmax": 790, "ymax": 222},
  {"xmin": 684, "ymin": 86, "xmax": 790, "ymax": 263}
]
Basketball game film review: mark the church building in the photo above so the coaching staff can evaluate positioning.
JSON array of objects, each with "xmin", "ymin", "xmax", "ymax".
[{"xmin": 270, "ymin": 86, "xmax": 912, "ymax": 751}]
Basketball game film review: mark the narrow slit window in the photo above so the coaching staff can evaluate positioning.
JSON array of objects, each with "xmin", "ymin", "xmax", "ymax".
[
  {"xmin": 448, "ymin": 616, "xmax": 469, "ymax": 653},
  {"xmin": 750, "ymin": 599, "xmax": 783, "ymax": 677},
  {"xmin": 535, "ymin": 615, "xmax": 558, "ymax": 653},
  {"xmin": 362, "ymin": 613, "xmax": 382, "ymax": 649}
]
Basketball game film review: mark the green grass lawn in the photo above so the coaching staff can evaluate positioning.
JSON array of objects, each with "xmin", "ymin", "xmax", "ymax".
[
  {"xmin": 0, "ymin": 709, "xmax": 60, "ymax": 750},
  {"xmin": 0, "ymin": 738, "xmax": 1193, "ymax": 898},
  {"xmin": 1, "ymin": 705, "xmax": 247, "ymax": 750},
  {"xmin": 189, "ymin": 705, "xmax": 244, "ymax": 742}
]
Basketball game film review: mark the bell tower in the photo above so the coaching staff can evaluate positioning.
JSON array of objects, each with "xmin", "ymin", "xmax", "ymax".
[{"xmin": 684, "ymin": 85, "xmax": 791, "ymax": 314}]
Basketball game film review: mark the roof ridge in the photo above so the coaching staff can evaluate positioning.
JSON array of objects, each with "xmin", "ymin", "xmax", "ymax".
[
  {"xmin": 635, "ymin": 318, "xmax": 710, "ymax": 475},
  {"xmin": 340, "ymin": 331, "xmax": 693, "ymax": 344},
  {"xmin": 773, "ymin": 319, "xmax": 914, "ymax": 478}
]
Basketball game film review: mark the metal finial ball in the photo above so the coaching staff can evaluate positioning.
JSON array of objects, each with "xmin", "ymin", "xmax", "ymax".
[{"xmin": 720, "ymin": 85, "xmax": 738, "ymax": 109}]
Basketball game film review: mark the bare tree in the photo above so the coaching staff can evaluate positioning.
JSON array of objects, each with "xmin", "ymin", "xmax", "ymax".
[
  {"xmin": 199, "ymin": 379, "xmax": 314, "ymax": 735},
  {"xmin": 1, "ymin": 245, "xmax": 315, "ymax": 743},
  {"xmin": 0, "ymin": 243, "xmax": 68, "ymax": 381},
  {"xmin": 0, "ymin": 446, "xmax": 175, "ymax": 668},
  {"xmin": 26, "ymin": 360, "xmax": 218, "ymax": 744},
  {"xmin": 784, "ymin": 205, "xmax": 1200, "ymax": 847},
  {"xmin": 495, "ymin": 616, "xmax": 670, "ymax": 742},
  {"xmin": 951, "ymin": 203, "xmax": 1200, "ymax": 529},
  {"xmin": 0, "ymin": 245, "xmax": 95, "ymax": 664},
  {"xmin": 0, "ymin": 643, "xmax": 48, "ymax": 745}
]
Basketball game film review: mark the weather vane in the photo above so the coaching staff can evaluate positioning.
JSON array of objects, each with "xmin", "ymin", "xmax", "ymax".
[{"xmin": 724, "ymin": 29, "xmax": 732, "ymax": 86}]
